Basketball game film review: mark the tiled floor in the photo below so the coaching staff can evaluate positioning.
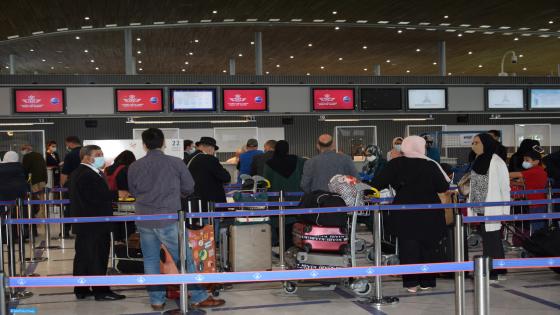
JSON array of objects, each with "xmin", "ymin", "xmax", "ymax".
[{"xmin": 6, "ymin": 226, "xmax": 560, "ymax": 315}]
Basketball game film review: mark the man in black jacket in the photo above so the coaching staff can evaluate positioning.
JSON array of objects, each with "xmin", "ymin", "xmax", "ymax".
[
  {"xmin": 185, "ymin": 137, "xmax": 231, "ymax": 208},
  {"xmin": 70, "ymin": 145, "xmax": 125, "ymax": 301},
  {"xmin": 250, "ymin": 139, "xmax": 276, "ymax": 176}
]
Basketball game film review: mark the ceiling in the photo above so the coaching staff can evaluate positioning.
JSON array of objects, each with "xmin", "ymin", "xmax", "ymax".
[{"xmin": 0, "ymin": 0, "xmax": 559, "ymax": 76}]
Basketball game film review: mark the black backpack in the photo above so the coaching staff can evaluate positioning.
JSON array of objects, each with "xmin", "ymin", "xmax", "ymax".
[{"xmin": 298, "ymin": 190, "xmax": 348, "ymax": 228}]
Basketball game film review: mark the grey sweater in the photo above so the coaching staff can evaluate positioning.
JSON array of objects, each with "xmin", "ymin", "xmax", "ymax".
[{"xmin": 300, "ymin": 151, "xmax": 358, "ymax": 193}]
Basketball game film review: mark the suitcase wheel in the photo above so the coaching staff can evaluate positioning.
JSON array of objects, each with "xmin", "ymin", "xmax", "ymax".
[
  {"xmin": 351, "ymin": 280, "xmax": 372, "ymax": 297},
  {"xmin": 283, "ymin": 281, "xmax": 298, "ymax": 294},
  {"xmin": 339, "ymin": 244, "xmax": 348, "ymax": 254}
]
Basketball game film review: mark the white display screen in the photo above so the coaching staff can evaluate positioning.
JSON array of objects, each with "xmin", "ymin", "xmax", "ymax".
[
  {"xmin": 171, "ymin": 90, "xmax": 215, "ymax": 111},
  {"xmin": 407, "ymin": 89, "xmax": 446, "ymax": 109},
  {"xmin": 530, "ymin": 89, "xmax": 560, "ymax": 109},
  {"xmin": 488, "ymin": 89, "xmax": 524, "ymax": 109}
]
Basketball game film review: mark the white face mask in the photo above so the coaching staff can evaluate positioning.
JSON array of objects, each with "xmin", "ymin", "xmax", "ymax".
[
  {"xmin": 522, "ymin": 161, "xmax": 534, "ymax": 169},
  {"xmin": 394, "ymin": 144, "xmax": 402, "ymax": 152},
  {"xmin": 187, "ymin": 147, "xmax": 196, "ymax": 154},
  {"xmin": 366, "ymin": 155, "xmax": 377, "ymax": 162}
]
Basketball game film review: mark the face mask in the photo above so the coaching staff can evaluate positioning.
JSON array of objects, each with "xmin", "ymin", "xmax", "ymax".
[
  {"xmin": 522, "ymin": 161, "xmax": 534, "ymax": 169},
  {"xmin": 187, "ymin": 148, "xmax": 196, "ymax": 154},
  {"xmin": 50, "ymin": 147, "xmax": 57, "ymax": 153},
  {"xmin": 20, "ymin": 150, "xmax": 29, "ymax": 156},
  {"xmin": 66, "ymin": 146, "xmax": 71, "ymax": 152},
  {"xmin": 366, "ymin": 155, "xmax": 377, "ymax": 162},
  {"xmin": 93, "ymin": 156, "xmax": 105, "ymax": 169},
  {"xmin": 394, "ymin": 145, "xmax": 402, "ymax": 152}
]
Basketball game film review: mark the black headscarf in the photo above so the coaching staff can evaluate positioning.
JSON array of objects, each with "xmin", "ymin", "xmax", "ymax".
[
  {"xmin": 266, "ymin": 140, "xmax": 298, "ymax": 178},
  {"xmin": 472, "ymin": 133, "xmax": 497, "ymax": 175}
]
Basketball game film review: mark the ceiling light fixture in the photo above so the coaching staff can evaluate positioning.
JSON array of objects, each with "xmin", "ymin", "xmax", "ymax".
[
  {"xmin": 397, "ymin": 30, "xmax": 403, "ymax": 34},
  {"xmin": 29, "ymin": 49, "xmax": 34, "ymax": 52},
  {"xmin": 276, "ymin": 64, "xmax": 280, "ymax": 68},
  {"xmin": 457, "ymin": 33, "xmax": 463, "ymax": 37},
  {"xmin": 478, "ymin": 64, "xmax": 483, "ymax": 68},
  {"xmin": 184, "ymin": 61, "xmax": 189, "ymax": 65},
  {"xmin": 334, "ymin": 26, "xmax": 340, "ymax": 30},
  {"xmin": 386, "ymin": 59, "xmax": 391, "ymax": 63},
  {"xmin": 126, "ymin": 118, "xmax": 255, "ymax": 124},
  {"xmin": 95, "ymin": 67, "xmax": 99, "ymax": 70},
  {"xmin": 84, "ymin": 49, "xmax": 88, "ymax": 53},
  {"xmin": 182, "ymin": 69, "xmax": 186, "ymax": 72},
  {"xmin": 136, "ymin": 37, "xmax": 141, "ymax": 41},
  {"xmin": 250, "ymin": 41, "xmax": 255, "ymax": 45},
  {"xmin": 75, "ymin": 36, "xmax": 80, "ymax": 40},
  {"xmin": 468, "ymin": 51, "xmax": 473, "ymax": 55},
  {"xmin": 212, "ymin": 10, "xmax": 217, "ymax": 14},
  {"xmin": 362, "ymin": 45, "xmax": 367, "ymax": 49},
  {"xmin": 84, "ymin": 17, "xmax": 90, "ymax": 20},
  {"xmin": 238, "ymin": 53, "xmax": 243, "ymax": 57},
  {"xmin": 320, "ymin": 116, "xmax": 434, "ymax": 122},
  {"xmin": 137, "ymin": 50, "xmax": 141, "ymax": 54},
  {"xmin": 189, "ymin": 52, "xmax": 194, "ymax": 55},
  {"xmin": 138, "ymin": 68, "xmax": 143, "ymax": 71},
  {"xmin": 194, "ymin": 39, "xmax": 199, "ymax": 43},
  {"xmin": 363, "ymin": 68, "xmax": 368, "ymax": 71},
  {"xmin": 444, "ymin": 15, "xmax": 449, "ymax": 19},
  {"xmin": 332, "ymin": 11, "xmax": 338, "ymax": 15},
  {"xmin": 90, "ymin": 59, "xmax": 95, "ymax": 63},
  {"xmin": 138, "ymin": 60, "xmax": 142, "ymax": 64},
  {"xmin": 290, "ymin": 55, "xmax": 294, "ymax": 59},
  {"xmin": 306, "ymin": 73, "xmax": 311, "ymax": 76},
  {"xmin": 320, "ymin": 66, "xmax": 325, "ymax": 69},
  {"xmin": 338, "ymin": 57, "xmax": 343, "ymax": 61},
  {"xmin": 308, "ymin": 43, "xmax": 313, "ymax": 47},
  {"xmin": 415, "ymin": 48, "xmax": 421, "ymax": 52}
]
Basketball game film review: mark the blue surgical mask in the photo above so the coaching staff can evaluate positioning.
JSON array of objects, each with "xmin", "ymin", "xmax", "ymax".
[
  {"xmin": 394, "ymin": 145, "xmax": 402, "ymax": 152},
  {"xmin": 93, "ymin": 156, "xmax": 105, "ymax": 169},
  {"xmin": 522, "ymin": 161, "xmax": 533, "ymax": 169}
]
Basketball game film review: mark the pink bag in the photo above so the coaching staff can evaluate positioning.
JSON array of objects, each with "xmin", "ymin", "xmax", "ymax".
[{"xmin": 292, "ymin": 222, "xmax": 348, "ymax": 253}]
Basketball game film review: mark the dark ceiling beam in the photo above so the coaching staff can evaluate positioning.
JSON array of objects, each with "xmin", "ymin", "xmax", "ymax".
[{"xmin": 2, "ymin": 21, "xmax": 559, "ymax": 47}]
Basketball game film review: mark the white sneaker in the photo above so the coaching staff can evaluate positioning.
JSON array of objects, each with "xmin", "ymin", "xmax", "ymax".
[
  {"xmin": 497, "ymin": 275, "xmax": 507, "ymax": 281},
  {"xmin": 406, "ymin": 286, "xmax": 418, "ymax": 293},
  {"xmin": 419, "ymin": 286, "xmax": 433, "ymax": 291}
]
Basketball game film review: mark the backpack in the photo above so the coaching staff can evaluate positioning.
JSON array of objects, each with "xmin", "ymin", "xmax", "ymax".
[{"xmin": 105, "ymin": 165, "xmax": 126, "ymax": 191}]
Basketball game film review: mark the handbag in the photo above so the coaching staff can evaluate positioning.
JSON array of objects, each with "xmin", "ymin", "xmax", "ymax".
[{"xmin": 458, "ymin": 172, "xmax": 471, "ymax": 197}]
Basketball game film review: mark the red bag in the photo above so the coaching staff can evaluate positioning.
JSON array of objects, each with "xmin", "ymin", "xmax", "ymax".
[
  {"xmin": 292, "ymin": 222, "xmax": 348, "ymax": 253},
  {"xmin": 105, "ymin": 165, "xmax": 125, "ymax": 191}
]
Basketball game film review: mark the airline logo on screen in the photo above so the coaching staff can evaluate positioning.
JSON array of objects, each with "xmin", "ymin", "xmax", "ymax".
[
  {"xmin": 316, "ymin": 92, "xmax": 352, "ymax": 107},
  {"xmin": 121, "ymin": 94, "xmax": 159, "ymax": 107},
  {"xmin": 20, "ymin": 95, "xmax": 60, "ymax": 108},
  {"xmin": 229, "ymin": 94, "xmax": 248, "ymax": 106}
]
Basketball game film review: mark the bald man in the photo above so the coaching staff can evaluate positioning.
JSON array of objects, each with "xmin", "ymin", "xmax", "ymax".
[{"xmin": 300, "ymin": 134, "xmax": 358, "ymax": 193}]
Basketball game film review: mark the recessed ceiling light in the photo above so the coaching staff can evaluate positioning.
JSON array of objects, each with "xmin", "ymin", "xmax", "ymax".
[
  {"xmin": 84, "ymin": 49, "xmax": 88, "ymax": 53},
  {"xmin": 75, "ymin": 36, "xmax": 80, "ymax": 40},
  {"xmin": 189, "ymin": 52, "xmax": 194, "ymax": 55},
  {"xmin": 306, "ymin": 72, "xmax": 310, "ymax": 76},
  {"xmin": 184, "ymin": 61, "xmax": 189, "ymax": 65},
  {"xmin": 290, "ymin": 55, "xmax": 294, "ymax": 59},
  {"xmin": 266, "ymin": 71, "xmax": 270, "ymax": 74},
  {"xmin": 238, "ymin": 53, "xmax": 243, "ymax": 57},
  {"xmin": 448, "ymin": 72, "xmax": 452, "ymax": 75},
  {"xmin": 334, "ymin": 26, "xmax": 340, "ymax": 30},
  {"xmin": 444, "ymin": 15, "xmax": 449, "ymax": 19},
  {"xmin": 406, "ymin": 70, "xmax": 411, "ymax": 73},
  {"xmin": 89, "ymin": 59, "xmax": 95, "ymax": 63},
  {"xmin": 320, "ymin": 66, "xmax": 325, "ymax": 69},
  {"xmin": 29, "ymin": 49, "xmax": 34, "ymax": 52},
  {"xmin": 363, "ymin": 68, "xmax": 368, "ymax": 71},
  {"xmin": 138, "ymin": 60, "xmax": 142, "ymax": 64},
  {"xmin": 457, "ymin": 33, "xmax": 463, "ymax": 37},
  {"xmin": 519, "ymin": 54, "xmax": 524, "ymax": 57},
  {"xmin": 136, "ymin": 37, "xmax": 141, "ymax": 41},
  {"xmin": 468, "ymin": 51, "xmax": 473, "ymax": 55},
  {"xmin": 397, "ymin": 30, "xmax": 403, "ymax": 34},
  {"xmin": 137, "ymin": 50, "xmax": 141, "ymax": 54},
  {"xmin": 194, "ymin": 39, "xmax": 199, "ymax": 43},
  {"xmin": 276, "ymin": 64, "xmax": 280, "ymax": 68},
  {"xmin": 332, "ymin": 11, "xmax": 338, "ymax": 15},
  {"xmin": 338, "ymin": 57, "xmax": 343, "ymax": 61},
  {"xmin": 95, "ymin": 66, "xmax": 99, "ymax": 70},
  {"xmin": 4, "ymin": 66, "xmax": 8, "ymax": 69},
  {"xmin": 50, "ymin": 66, "xmax": 55, "ymax": 70},
  {"xmin": 386, "ymin": 59, "xmax": 391, "ymax": 63},
  {"xmin": 514, "ymin": 37, "xmax": 519, "ymax": 41},
  {"xmin": 222, "ymin": 70, "xmax": 227, "ymax": 73},
  {"xmin": 250, "ymin": 41, "xmax": 255, "ymax": 45},
  {"xmin": 415, "ymin": 48, "xmax": 421, "ymax": 52},
  {"xmin": 84, "ymin": 17, "xmax": 90, "ymax": 20},
  {"xmin": 523, "ymin": 67, "xmax": 528, "ymax": 70},
  {"xmin": 478, "ymin": 64, "xmax": 483, "ymax": 68},
  {"xmin": 182, "ymin": 69, "xmax": 186, "ymax": 72},
  {"xmin": 549, "ymin": 20, "xmax": 554, "ymax": 24},
  {"xmin": 212, "ymin": 10, "xmax": 217, "ymax": 14},
  {"xmin": 433, "ymin": 62, "xmax": 437, "ymax": 65},
  {"xmin": 362, "ymin": 45, "xmax": 367, "ymax": 49},
  {"xmin": 308, "ymin": 43, "xmax": 313, "ymax": 47},
  {"xmin": 138, "ymin": 68, "xmax": 143, "ymax": 71}
]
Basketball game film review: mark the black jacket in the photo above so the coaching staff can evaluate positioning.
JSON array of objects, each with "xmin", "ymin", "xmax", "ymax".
[
  {"xmin": 544, "ymin": 151, "xmax": 560, "ymax": 188},
  {"xmin": 495, "ymin": 143, "xmax": 508, "ymax": 163},
  {"xmin": 0, "ymin": 162, "xmax": 29, "ymax": 201},
  {"xmin": 69, "ymin": 164, "xmax": 115, "ymax": 234},
  {"xmin": 185, "ymin": 151, "xmax": 231, "ymax": 206},
  {"xmin": 370, "ymin": 157, "xmax": 449, "ymax": 241},
  {"xmin": 250, "ymin": 151, "xmax": 274, "ymax": 176},
  {"xmin": 22, "ymin": 152, "xmax": 48, "ymax": 184}
]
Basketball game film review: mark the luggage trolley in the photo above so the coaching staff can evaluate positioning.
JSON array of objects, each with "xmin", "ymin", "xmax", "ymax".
[
  {"xmin": 283, "ymin": 183, "xmax": 380, "ymax": 297},
  {"xmin": 108, "ymin": 199, "xmax": 142, "ymax": 274}
]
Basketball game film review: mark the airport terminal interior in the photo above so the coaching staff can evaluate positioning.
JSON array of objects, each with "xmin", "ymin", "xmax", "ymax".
[{"xmin": 1, "ymin": 1, "xmax": 560, "ymax": 314}]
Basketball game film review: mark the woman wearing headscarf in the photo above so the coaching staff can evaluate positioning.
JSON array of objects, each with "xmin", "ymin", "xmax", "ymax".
[
  {"xmin": 509, "ymin": 139, "xmax": 540, "ymax": 172},
  {"xmin": 370, "ymin": 136, "xmax": 450, "ymax": 293},
  {"xmin": 359, "ymin": 145, "xmax": 387, "ymax": 184},
  {"xmin": 467, "ymin": 133, "xmax": 510, "ymax": 282},
  {"xmin": 387, "ymin": 137, "xmax": 404, "ymax": 161},
  {"xmin": 263, "ymin": 140, "xmax": 306, "ymax": 248},
  {"xmin": 0, "ymin": 151, "xmax": 28, "ymax": 201}
]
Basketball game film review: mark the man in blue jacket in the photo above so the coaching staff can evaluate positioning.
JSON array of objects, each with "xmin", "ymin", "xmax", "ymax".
[{"xmin": 237, "ymin": 138, "xmax": 263, "ymax": 183}]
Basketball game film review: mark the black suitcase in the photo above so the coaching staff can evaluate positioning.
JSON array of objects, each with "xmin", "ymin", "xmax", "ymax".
[
  {"xmin": 523, "ymin": 227, "xmax": 560, "ymax": 274},
  {"xmin": 115, "ymin": 244, "xmax": 144, "ymax": 274},
  {"xmin": 298, "ymin": 191, "xmax": 348, "ymax": 227}
]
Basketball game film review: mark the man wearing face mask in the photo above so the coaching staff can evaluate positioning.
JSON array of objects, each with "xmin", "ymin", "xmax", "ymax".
[
  {"xmin": 70, "ymin": 145, "xmax": 125, "ymax": 301},
  {"xmin": 183, "ymin": 139, "xmax": 195, "ymax": 160}
]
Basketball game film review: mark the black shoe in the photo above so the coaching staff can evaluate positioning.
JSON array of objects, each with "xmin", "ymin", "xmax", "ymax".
[
  {"xmin": 94, "ymin": 292, "xmax": 126, "ymax": 301},
  {"xmin": 75, "ymin": 291, "xmax": 93, "ymax": 300}
]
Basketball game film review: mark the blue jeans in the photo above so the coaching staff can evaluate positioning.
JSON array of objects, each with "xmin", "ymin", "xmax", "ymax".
[
  {"xmin": 529, "ymin": 206, "xmax": 547, "ymax": 234},
  {"xmin": 138, "ymin": 224, "xmax": 208, "ymax": 305}
]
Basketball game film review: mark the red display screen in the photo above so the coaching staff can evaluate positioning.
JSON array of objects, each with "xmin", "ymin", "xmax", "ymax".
[
  {"xmin": 222, "ymin": 89, "xmax": 267, "ymax": 111},
  {"xmin": 115, "ymin": 89, "xmax": 163, "ymax": 112},
  {"xmin": 313, "ymin": 89, "xmax": 355, "ymax": 110},
  {"xmin": 14, "ymin": 89, "xmax": 65, "ymax": 113}
]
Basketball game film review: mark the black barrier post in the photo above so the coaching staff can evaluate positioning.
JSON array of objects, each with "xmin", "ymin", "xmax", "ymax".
[
  {"xmin": 36, "ymin": 187, "xmax": 60, "ymax": 251},
  {"xmin": 364, "ymin": 207, "xmax": 399, "ymax": 306},
  {"xmin": 454, "ymin": 208, "xmax": 466, "ymax": 315},
  {"xmin": 547, "ymin": 181, "xmax": 554, "ymax": 227},
  {"xmin": 474, "ymin": 256, "xmax": 490, "ymax": 315},
  {"xmin": 279, "ymin": 190, "xmax": 286, "ymax": 270}
]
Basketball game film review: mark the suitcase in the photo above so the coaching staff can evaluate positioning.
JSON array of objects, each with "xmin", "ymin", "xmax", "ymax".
[
  {"xmin": 229, "ymin": 224, "xmax": 272, "ymax": 272},
  {"xmin": 292, "ymin": 222, "xmax": 348, "ymax": 253},
  {"xmin": 293, "ymin": 251, "xmax": 350, "ymax": 269},
  {"xmin": 219, "ymin": 226, "xmax": 229, "ymax": 271},
  {"xmin": 188, "ymin": 225, "xmax": 217, "ymax": 273}
]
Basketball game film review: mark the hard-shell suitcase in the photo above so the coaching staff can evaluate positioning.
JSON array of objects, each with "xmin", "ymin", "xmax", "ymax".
[
  {"xmin": 229, "ymin": 223, "xmax": 272, "ymax": 272},
  {"xmin": 292, "ymin": 251, "xmax": 350, "ymax": 269},
  {"xmin": 188, "ymin": 224, "xmax": 217, "ymax": 273},
  {"xmin": 292, "ymin": 222, "xmax": 348, "ymax": 253}
]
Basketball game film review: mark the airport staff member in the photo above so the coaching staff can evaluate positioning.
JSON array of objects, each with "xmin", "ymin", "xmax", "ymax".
[{"xmin": 70, "ymin": 145, "xmax": 125, "ymax": 301}]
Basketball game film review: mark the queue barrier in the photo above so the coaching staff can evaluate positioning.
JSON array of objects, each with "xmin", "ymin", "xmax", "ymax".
[{"xmin": 0, "ymin": 199, "xmax": 70, "ymax": 207}]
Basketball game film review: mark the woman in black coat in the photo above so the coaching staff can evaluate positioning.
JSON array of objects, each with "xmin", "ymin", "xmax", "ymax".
[
  {"xmin": 0, "ymin": 151, "xmax": 28, "ymax": 201},
  {"xmin": 370, "ymin": 136, "xmax": 450, "ymax": 293}
]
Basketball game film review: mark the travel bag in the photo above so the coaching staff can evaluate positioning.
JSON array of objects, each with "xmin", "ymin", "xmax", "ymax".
[{"xmin": 292, "ymin": 222, "xmax": 348, "ymax": 253}]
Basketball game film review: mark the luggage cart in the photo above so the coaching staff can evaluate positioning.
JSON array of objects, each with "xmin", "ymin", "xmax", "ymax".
[{"xmin": 108, "ymin": 200, "xmax": 142, "ymax": 274}]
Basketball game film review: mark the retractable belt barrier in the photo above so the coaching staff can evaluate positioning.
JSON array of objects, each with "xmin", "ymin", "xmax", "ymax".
[
  {"xmin": 7, "ymin": 257, "xmax": 560, "ymax": 288},
  {"xmin": 0, "ymin": 199, "xmax": 70, "ymax": 207},
  {"xmin": 5, "ymin": 198, "xmax": 560, "ymax": 225}
]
